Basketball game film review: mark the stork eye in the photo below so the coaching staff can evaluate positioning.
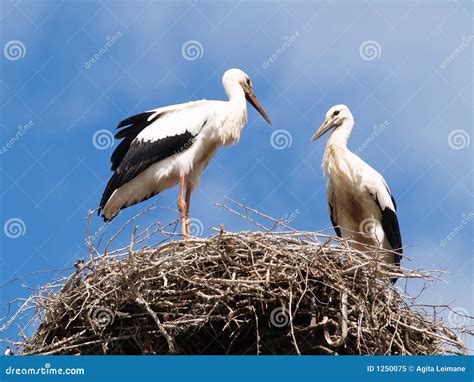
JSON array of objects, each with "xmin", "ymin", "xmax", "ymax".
[{"xmin": 333, "ymin": 110, "xmax": 340, "ymax": 116}]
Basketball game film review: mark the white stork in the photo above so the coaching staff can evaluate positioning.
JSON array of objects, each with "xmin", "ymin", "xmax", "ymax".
[
  {"xmin": 99, "ymin": 68, "xmax": 271, "ymax": 238},
  {"xmin": 311, "ymin": 105, "xmax": 403, "ymax": 282}
]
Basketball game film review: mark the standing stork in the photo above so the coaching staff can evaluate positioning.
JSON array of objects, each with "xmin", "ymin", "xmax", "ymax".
[
  {"xmin": 311, "ymin": 105, "xmax": 403, "ymax": 282},
  {"xmin": 99, "ymin": 68, "xmax": 271, "ymax": 238}
]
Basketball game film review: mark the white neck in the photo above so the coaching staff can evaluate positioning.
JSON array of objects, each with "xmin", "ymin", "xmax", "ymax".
[
  {"xmin": 224, "ymin": 82, "xmax": 247, "ymax": 108},
  {"xmin": 224, "ymin": 82, "xmax": 247, "ymax": 122},
  {"xmin": 322, "ymin": 118, "xmax": 355, "ymax": 176},
  {"xmin": 218, "ymin": 82, "xmax": 248, "ymax": 145},
  {"xmin": 327, "ymin": 118, "xmax": 354, "ymax": 148}
]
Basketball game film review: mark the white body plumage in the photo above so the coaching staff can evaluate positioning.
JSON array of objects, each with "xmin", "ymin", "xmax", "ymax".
[
  {"xmin": 99, "ymin": 68, "xmax": 271, "ymax": 224},
  {"xmin": 312, "ymin": 105, "xmax": 403, "ymax": 277},
  {"xmin": 103, "ymin": 101, "xmax": 246, "ymax": 217}
]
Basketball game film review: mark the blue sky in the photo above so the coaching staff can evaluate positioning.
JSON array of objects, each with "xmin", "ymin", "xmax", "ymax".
[{"xmin": 0, "ymin": 0, "xmax": 472, "ymax": 351}]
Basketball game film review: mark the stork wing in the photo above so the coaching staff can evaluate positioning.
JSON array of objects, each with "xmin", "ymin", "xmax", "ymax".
[
  {"xmin": 327, "ymin": 182, "xmax": 342, "ymax": 237},
  {"xmin": 111, "ymin": 100, "xmax": 206, "ymax": 171},
  {"xmin": 99, "ymin": 101, "xmax": 208, "ymax": 212},
  {"xmin": 369, "ymin": 180, "xmax": 403, "ymax": 267}
]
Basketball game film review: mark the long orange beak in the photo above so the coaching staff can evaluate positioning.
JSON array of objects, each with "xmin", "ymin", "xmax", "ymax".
[
  {"xmin": 245, "ymin": 89, "xmax": 271, "ymax": 125},
  {"xmin": 311, "ymin": 118, "xmax": 336, "ymax": 141}
]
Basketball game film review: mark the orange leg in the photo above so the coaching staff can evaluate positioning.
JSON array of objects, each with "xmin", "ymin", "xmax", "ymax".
[
  {"xmin": 178, "ymin": 175, "xmax": 189, "ymax": 239},
  {"xmin": 185, "ymin": 182, "xmax": 192, "ymax": 237}
]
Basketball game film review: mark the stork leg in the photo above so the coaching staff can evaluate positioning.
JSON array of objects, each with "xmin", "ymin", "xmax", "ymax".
[
  {"xmin": 178, "ymin": 175, "xmax": 189, "ymax": 239},
  {"xmin": 184, "ymin": 182, "xmax": 192, "ymax": 237}
]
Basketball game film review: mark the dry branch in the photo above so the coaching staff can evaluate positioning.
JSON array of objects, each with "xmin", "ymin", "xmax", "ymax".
[
  {"xmin": 2, "ymin": 230, "xmax": 468, "ymax": 355},
  {"xmin": 1, "ymin": 201, "xmax": 470, "ymax": 355}
]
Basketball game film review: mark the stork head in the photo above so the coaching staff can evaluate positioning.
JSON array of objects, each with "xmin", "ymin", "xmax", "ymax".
[
  {"xmin": 311, "ymin": 104, "xmax": 353, "ymax": 141},
  {"xmin": 223, "ymin": 68, "xmax": 271, "ymax": 124}
]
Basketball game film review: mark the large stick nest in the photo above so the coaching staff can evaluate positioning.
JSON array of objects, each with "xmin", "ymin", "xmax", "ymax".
[{"xmin": 9, "ymin": 229, "xmax": 467, "ymax": 355}]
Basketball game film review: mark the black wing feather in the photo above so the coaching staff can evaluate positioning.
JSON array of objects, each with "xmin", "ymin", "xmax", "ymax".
[
  {"xmin": 110, "ymin": 111, "xmax": 166, "ymax": 171},
  {"xmin": 116, "ymin": 111, "xmax": 156, "ymax": 129},
  {"xmin": 118, "ymin": 131, "xmax": 195, "ymax": 176},
  {"xmin": 99, "ymin": 130, "xmax": 196, "ymax": 216},
  {"xmin": 375, "ymin": 192, "xmax": 403, "ymax": 267},
  {"xmin": 99, "ymin": 108, "xmax": 208, "ymax": 219},
  {"xmin": 328, "ymin": 199, "xmax": 342, "ymax": 237}
]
